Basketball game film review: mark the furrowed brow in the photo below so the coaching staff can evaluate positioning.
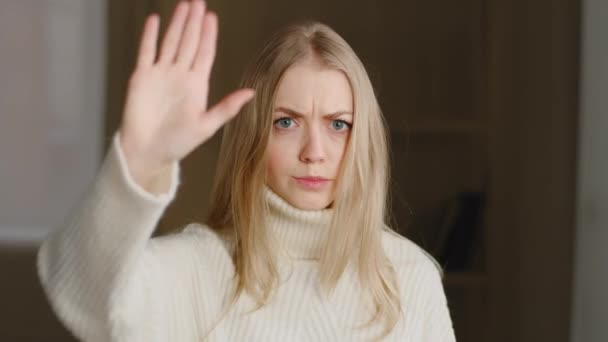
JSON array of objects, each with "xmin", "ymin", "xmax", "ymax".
[{"xmin": 274, "ymin": 107, "xmax": 353, "ymax": 119}]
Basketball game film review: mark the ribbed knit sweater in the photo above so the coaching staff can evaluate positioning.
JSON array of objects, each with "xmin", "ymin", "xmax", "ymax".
[{"xmin": 37, "ymin": 132, "xmax": 456, "ymax": 341}]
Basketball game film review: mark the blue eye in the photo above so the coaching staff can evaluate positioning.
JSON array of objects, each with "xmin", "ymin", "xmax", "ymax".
[
  {"xmin": 275, "ymin": 118, "xmax": 293, "ymax": 129},
  {"xmin": 331, "ymin": 120, "xmax": 351, "ymax": 131}
]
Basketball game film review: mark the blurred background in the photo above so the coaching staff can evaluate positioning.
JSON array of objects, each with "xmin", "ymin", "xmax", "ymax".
[{"xmin": 0, "ymin": 0, "xmax": 605, "ymax": 341}]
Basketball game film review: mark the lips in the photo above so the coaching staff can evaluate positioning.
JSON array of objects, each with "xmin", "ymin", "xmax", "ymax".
[
  {"xmin": 293, "ymin": 176, "xmax": 331, "ymax": 189},
  {"xmin": 295, "ymin": 176, "xmax": 329, "ymax": 181}
]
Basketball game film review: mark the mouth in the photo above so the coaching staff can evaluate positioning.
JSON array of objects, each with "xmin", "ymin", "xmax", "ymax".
[{"xmin": 293, "ymin": 176, "xmax": 331, "ymax": 190}]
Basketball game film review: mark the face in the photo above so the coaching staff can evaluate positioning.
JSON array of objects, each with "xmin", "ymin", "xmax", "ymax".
[{"xmin": 266, "ymin": 58, "xmax": 354, "ymax": 210}]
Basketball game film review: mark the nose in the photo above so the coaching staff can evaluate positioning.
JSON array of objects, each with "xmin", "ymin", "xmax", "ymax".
[{"xmin": 299, "ymin": 125, "xmax": 326, "ymax": 164}]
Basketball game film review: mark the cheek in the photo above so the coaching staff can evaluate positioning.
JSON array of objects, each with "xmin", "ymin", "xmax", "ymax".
[
  {"xmin": 328, "ymin": 134, "xmax": 349, "ymax": 163},
  {"xmin": 267, "ymin": 150, "xmax": 284, "ymax": 176},
  {"xmin": 266, "ymin": 136, "xmax": 295, "ymax": 177}
]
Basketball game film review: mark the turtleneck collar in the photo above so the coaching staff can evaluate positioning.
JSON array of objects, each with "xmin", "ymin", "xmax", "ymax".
[{"xmin": 263, "ymin": 186, "xmax": 333, "ymax": 260}]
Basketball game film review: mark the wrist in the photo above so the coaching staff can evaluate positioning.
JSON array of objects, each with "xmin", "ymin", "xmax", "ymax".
[
  {"xmin": 127, "ymin": 158, "xmax": 174, "ymax": 195},
  {"xmin": 119, "ymin": 133, "xmax": 174, "ymax": 195}
]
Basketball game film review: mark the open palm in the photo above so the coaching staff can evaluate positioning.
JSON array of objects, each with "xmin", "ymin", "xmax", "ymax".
[{"xmin": 120, "ymin": 1, "xmax": 254, "ymax": 171}]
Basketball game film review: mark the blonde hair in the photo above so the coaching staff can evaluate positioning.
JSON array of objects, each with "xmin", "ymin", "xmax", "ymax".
[{"xmin": 206, "ymin": 21, "xmax": 400, "ymax": 339}]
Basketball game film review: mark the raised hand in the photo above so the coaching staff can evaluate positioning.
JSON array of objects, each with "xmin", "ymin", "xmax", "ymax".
[{"xmin": 119, "ymin": 1, "xmax": 254, "ymax": 192}]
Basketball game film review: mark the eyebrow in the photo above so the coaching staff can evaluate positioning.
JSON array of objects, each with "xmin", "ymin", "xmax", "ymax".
[{"xmin": 274, "ymin": 107, "xmax": 353, "ymax": 119}]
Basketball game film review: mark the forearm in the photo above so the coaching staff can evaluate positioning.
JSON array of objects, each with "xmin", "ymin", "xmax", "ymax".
[{"xmin": 36, "ymin": 131, "xmax": 180, "ymax": 341}]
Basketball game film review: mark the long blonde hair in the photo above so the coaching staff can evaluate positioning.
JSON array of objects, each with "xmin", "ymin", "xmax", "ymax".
[{"xmin": 206, "ymin": 21, "xmax": 400, "ymax": 339}]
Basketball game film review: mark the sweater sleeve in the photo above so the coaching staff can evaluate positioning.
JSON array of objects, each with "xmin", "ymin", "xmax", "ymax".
[{"xmin": 36, "ymin": 131, "xmax": 181, "ymax": 341}]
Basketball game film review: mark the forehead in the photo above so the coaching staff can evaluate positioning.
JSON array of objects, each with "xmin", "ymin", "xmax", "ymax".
[{"xmin": 273, "ymin": 60, "xmax": 353, "ymax": 113}]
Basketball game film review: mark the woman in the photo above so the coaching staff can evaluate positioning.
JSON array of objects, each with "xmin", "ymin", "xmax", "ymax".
[{"xmin": 37, "ymin": 1, "xmax": 455, "ymax": 341}]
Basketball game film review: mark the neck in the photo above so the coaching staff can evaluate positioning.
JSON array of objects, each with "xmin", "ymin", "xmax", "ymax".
[{"xmin": 263, "ymin": 186, "xmax": 333, "ymax": 260}]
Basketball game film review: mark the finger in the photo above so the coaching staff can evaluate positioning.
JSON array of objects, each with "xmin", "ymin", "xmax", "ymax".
[
  {"xmin": 136, "ymin": 14, "xmax": 160, "ymax": 68},
  {"xmin": 192, "ymin": 11, "xmax": 218, "ymax": 77},
  {"xmin": 157, "ymin": 1, "xmax": 189, "ymax": 65},
  {"xmin": 204, "ymin": 89, "xmax": 255, "ymax": 131},
  {"xmin": 176, "ymin": 1, "xmax": 205, "ymax": 69}
]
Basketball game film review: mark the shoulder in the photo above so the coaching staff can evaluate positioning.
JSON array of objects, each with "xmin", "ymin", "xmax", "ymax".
[
  {"xmin": 145, "ymin": 222, "xmax": 234, "ymax": 270},
  {"xmin": 381, "ymin": 226, "xmax": 448, "ymax": 308},
  {"xmin": 138, "ymin": 224, "xmax": 236, "ymax": 314},
  {"xmin": 380, "ymin": 226, "xmax": 443, "ymax": 279}
]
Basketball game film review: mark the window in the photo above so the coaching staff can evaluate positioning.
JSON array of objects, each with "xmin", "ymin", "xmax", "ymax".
[{"xmin": 0, "ymin": 0, "xmax": 105, "ymax": 244}]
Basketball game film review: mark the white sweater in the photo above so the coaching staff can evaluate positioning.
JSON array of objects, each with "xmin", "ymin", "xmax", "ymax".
[{"xmin": 37, "ymin": 132, "xmax": 456, "ymax": 341}]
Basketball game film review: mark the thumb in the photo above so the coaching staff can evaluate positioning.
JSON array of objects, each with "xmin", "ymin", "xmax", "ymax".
[{"xmin": 204, "ymin": 88, "xmax": 255, "ymax": 131}]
